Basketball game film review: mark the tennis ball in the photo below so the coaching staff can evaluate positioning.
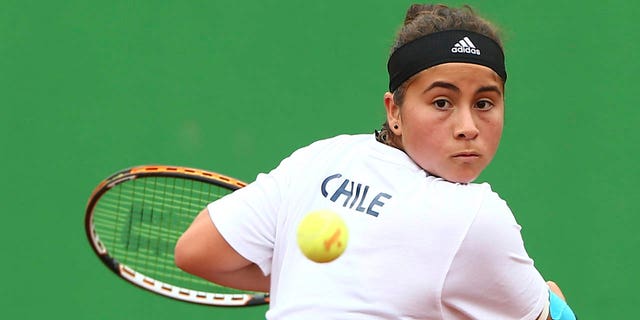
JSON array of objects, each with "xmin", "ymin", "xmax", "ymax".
[{"xmin": 297, "ymin": 210, "xmax": 348, "ymax": 263}]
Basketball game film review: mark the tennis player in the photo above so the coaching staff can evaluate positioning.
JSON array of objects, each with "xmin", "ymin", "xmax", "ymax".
[{"xmin": 176, "ymin": 4, "xmax": 576, "ymax": 319}]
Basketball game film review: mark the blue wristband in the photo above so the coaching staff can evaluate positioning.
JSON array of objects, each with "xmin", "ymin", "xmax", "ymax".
[{"xmin": 549, "ymin": 289, "xmax": 577, "ymax": 320}]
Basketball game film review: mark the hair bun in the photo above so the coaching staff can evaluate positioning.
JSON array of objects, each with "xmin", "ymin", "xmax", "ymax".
[{"xmin": 404, "ymin": 4, "xmax": 437, "ymax": 24}]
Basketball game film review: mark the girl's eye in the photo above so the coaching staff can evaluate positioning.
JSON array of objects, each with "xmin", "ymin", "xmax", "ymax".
[
  {"xmin": 433, "ymin": 99, "xmax": 451, "ymax": 110},
  {"xmin": 475, "ymin": 100, "xmax": 494, "ymax": 110}
]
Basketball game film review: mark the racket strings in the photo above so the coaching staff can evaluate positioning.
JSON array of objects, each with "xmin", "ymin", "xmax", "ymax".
[
  {"xmin": 157, "ymin": 177, "xmax": 172, "ymax": 280},
  {"xmin": 92, "ymin": 176, "xmax": 242, "ymax": 294}
]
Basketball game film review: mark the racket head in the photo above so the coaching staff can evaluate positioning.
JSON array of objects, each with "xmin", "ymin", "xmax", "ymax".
[{"xmin": 85, "ymin": 165, "xmax": 269, "ymax": 306}]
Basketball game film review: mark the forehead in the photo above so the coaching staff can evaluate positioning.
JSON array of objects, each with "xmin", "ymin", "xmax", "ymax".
[{"xmin": 410, "ymin": 62, "xmax": 504, "ymax": 90}]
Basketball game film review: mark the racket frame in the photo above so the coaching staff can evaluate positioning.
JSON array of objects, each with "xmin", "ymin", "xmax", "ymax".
[{"xmin": 85, "ymin": 165, "xmax": 269, "ymax": 306}]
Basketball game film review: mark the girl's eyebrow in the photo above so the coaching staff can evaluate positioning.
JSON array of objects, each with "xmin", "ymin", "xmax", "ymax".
[
  {"xmin": 423, "ymin": 81, "xmax": 459, "ymax": 94},
  {"xmin": 477, "ymin": 85, "xmax": 503, "ymax": 97},
  {"xmin": 423, "ymin": 81, "xmax": 503, "ymax": 97}
]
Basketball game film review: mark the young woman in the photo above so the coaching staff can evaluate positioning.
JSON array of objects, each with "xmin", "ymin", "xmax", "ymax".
[{"xmin": 175, "ymin": 4, "xmax": 575, "ymax": 319}]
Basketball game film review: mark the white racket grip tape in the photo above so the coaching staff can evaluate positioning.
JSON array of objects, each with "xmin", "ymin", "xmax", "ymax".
[{"xmin": 537, "ymin": 297, "xmax": 550, "ymax": 320}]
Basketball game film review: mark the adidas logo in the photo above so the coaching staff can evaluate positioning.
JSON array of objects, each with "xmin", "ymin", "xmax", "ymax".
[{"xmin": 451, "ymin": 37, "xmax": 481, "ymax": 55}]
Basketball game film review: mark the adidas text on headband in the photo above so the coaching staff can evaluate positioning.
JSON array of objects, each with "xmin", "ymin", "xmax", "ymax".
[{"xmin": 387, "ymin": 30, "xmax": 507, "ymax": 93}]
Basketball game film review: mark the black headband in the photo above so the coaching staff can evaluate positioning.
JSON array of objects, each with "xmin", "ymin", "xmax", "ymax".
[{"xmin": 387, "ymin": 30, "xmax": 506, "ymax": 92}]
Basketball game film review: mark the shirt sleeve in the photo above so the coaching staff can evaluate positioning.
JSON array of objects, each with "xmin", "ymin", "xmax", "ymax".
[
  {"xmin": 207, "ymin": 171, "xmax": 281, "ymax": 276},
  {"xmin": 206, "ymin": 139, "xmax": 314, "ymax": 276},
  {"xmin": 441, "ymin": 190, "xmax": 548, "ymax": 320}
]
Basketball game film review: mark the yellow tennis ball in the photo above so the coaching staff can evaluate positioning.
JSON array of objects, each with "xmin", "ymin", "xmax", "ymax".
[{"xmin": 297, "ymin": 210, "xmax": 348, "ymax": 263}]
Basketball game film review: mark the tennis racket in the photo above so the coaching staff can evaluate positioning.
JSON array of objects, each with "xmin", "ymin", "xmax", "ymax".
[{"xmin": 84, "ymin": 165, "xmax": 269, "ymax": 306}]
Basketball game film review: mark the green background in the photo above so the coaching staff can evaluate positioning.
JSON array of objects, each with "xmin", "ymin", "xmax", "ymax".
[{"xmin": 2, "ymin": 0, "xmax": 637, "ymax": 318}]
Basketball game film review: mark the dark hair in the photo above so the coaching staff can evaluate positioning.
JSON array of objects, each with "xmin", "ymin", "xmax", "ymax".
[{"xmin": 376, "ymin": 4, "xmax": 504, "ymax": 147}]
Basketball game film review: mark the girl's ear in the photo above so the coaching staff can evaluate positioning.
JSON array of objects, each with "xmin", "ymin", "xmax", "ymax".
[{"xmin": 384, "ymin": 92, "xmax": 402, "ymax": 135}]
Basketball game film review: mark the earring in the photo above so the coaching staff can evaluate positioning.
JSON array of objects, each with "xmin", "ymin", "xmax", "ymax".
[{"xmin": 393, "ymin": 124, "xmax": 399, "ymax": 129}]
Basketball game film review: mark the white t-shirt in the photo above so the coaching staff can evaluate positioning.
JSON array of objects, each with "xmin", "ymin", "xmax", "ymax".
[{"xmin": 208, "ymin": 134, "xmax": 548, "ymax": 319}]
